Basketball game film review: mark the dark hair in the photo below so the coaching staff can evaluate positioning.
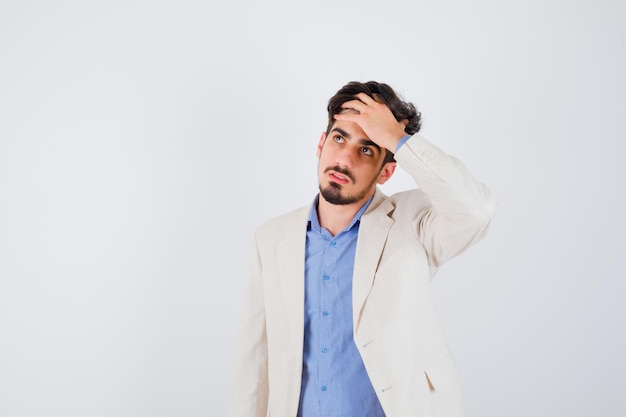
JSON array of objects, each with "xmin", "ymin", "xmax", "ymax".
[{"xmin": 326, "ymin": 81, "xmax": 422, "ymax": 165}]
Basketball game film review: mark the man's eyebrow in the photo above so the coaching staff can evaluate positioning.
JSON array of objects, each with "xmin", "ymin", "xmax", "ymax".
[
  {"xmin": 358, "ymin": 139, "xmax": 381, "ymax": 150},
  {"xmin": 331, "ymin": 127, "xmax": 351, "ymax": 139},
  {"xmin": 331, "ymin": 127, "xmax": 381, "ymax": 151}
]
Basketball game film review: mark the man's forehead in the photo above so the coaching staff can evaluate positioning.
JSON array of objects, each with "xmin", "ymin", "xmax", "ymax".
[{"xmin": 329, "ymin": 121, "xmax": 367, "ymax": 139}]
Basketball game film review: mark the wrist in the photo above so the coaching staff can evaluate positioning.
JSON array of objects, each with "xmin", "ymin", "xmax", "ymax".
[
  {"xmin": 394, "ymin": 134, "xmax": 412, "ymax": 153},
  {"xmin": 383, "ymin": 129, "xmax": 409, "ymax": 153}
]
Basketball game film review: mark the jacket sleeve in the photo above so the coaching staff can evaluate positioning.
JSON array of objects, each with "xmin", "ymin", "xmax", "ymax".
[
  {"xmin": 228, "ymin": 233, "xmax": 269, "ymax": 417},
  {"xmin": 394, "ymin": 134, "xmax": 497, "ymax": 267}
]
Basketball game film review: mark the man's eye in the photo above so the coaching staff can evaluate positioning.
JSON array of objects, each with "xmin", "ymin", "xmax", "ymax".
[
  {"xmin": 361, "ymin": 147, "xmax": 373, "ymax": 156},
  {"xmin": 334, "ymin": 135, "xmax": 344, "ymax": 143}
]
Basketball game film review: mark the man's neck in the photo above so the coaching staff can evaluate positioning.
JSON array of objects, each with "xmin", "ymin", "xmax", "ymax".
[{"xmin": 317, "ymin": 193, "xmax": 373, "ymax": 236}]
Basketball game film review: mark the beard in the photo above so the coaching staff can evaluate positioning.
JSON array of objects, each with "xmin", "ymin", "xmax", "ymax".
[
  {"xmin": 320, "ymin": 183, "xmax": 362, "ymax": 205},
  {"xmin": 319, "ymin": 173, "xmax": 379, "ymax": 206}
]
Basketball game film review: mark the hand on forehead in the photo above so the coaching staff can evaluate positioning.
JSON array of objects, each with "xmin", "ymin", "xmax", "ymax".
[{"xmin": 339, "ymin": 107, "xmax": 360, "ymax": 115}]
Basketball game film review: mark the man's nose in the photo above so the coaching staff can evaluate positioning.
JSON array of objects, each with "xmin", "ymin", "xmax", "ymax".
[{"xmin": 335, "ymin": 146, "xmax": 356, "ymax": 168}]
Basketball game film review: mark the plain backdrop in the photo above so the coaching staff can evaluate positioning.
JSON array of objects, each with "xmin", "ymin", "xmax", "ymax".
[{"xmin": 1, "ymin": 0, "xmax": 625, "ymax": 416}]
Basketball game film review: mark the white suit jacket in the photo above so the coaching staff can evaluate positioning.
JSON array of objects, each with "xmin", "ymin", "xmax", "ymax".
[{"xmin": 229, "ymin": 134, "xmax": 497, "ymax": 417}]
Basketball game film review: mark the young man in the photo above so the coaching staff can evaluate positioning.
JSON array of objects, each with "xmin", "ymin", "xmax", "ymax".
[{"xmin": 229, "ymin": 81, "xmax": 497, "ymax": 417}]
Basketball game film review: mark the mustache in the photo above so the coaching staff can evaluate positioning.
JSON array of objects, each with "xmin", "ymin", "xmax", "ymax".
[{"xmin": 324, "ymin": 165, "xmax": 354, "ymax": 182}]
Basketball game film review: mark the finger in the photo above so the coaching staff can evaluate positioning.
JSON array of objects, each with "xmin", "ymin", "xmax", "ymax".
[
  {"xmin": 340, "ymin": 99, "xmax": 367, "ymax": 113},
  {"xmin": 333, "ymin": 110, "xmax": 359, "ymax": 121},
  {"xmin": 354, "ymin": 92, "xmax": 379, "ymax": 106},
  {"xmin": 338, "ymin": 108, "xmax": 360, "ymax": 115},
  {"xmin": 342, "ymin": 93, "xmax": 377, "ymax": 108}
]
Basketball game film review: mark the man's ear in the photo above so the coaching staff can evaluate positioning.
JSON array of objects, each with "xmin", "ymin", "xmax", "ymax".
[
  {"xmin": 377, "ymin": 162, "xmax": 397, "ymax": 185},
  {"xmin": 316, "ymin": 132, "xmax": 326, "ymax": 158}
]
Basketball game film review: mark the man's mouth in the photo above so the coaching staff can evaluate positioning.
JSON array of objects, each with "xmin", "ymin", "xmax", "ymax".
[
  {"xmin": 329, "ymin": 171, "xmax": 350, "ymax": 184},
  {"xmin": 324, "ymin": 166, "xmax": 353, "ymax": 184}
]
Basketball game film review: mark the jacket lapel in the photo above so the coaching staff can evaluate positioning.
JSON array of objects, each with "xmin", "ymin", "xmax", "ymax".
[
  {"xmin": 276, "ymin": 207, "xmax": 309, "ymax": 355},
  {"xmin": 272, "ymin": 194, "xmax": 394, "ymax": 349},
  {"xmin": 352, "ymin": 189, "xmax": 395, "ymax": 333}
]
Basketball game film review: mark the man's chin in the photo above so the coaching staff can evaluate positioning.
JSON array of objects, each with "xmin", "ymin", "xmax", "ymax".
[{"xmin": 320, "ymin": 185, "xmax": 357, "ymax": 206}]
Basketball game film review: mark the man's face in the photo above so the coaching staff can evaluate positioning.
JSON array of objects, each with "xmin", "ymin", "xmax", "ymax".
[{"xmin": 317, "ymin": 119, "xmax": 396, "ymax": 206}]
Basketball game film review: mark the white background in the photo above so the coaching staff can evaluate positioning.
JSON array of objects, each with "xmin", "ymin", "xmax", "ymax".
[{"xmin": 1, "ymin": 0, "xmax": 625, "ymax": 416}]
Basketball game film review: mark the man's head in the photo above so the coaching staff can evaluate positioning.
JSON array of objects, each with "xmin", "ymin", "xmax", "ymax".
[
  {"xmin": 317, "ymin": 81, "xmax": 421, "ymax": 206},
  {"xmin": 325, "ymin": 81, "xmax": 422, "ymax": 166}
]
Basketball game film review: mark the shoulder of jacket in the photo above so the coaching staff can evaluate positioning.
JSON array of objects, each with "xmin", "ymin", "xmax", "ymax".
[
  {"xmin": 387, "ymin": 188, "xmax": 430, "ymax": 204},
  {"xmin": 255, "ymin": 204, "xmax": 309, "ymax": 237}
]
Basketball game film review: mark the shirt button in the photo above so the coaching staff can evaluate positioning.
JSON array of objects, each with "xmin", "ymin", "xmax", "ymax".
[
  {"xmin": 322, "ymin": 347, "xmax": 328, "ymax": 353},
  {"xmin": 330, "ymin": 241, "xmax": 337, "ymax": 247},
  {"xmin": 321, "ymin": 385, "xmax": 328, "ymax": 391},
  {"xmin": 322, "ymin": 275, "xmax": 330, "ymax": 281},
  {"xmin": 322, "ymin": 311, "xmax": 329, "ymax": 317}
]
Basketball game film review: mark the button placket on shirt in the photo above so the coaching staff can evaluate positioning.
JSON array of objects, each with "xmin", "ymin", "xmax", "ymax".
[
  {"xmin": 319, "ymin": 238, "xmax": 340, "ymax": 395},
  {"xmin": 302, "ymin": 199, "xmax": 383, "ymax": 415}
]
